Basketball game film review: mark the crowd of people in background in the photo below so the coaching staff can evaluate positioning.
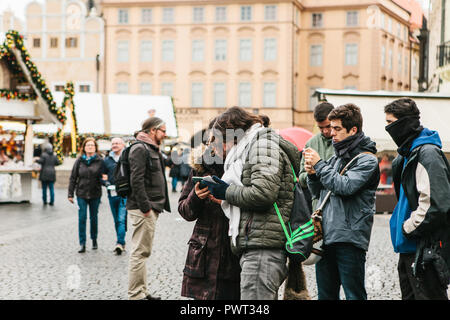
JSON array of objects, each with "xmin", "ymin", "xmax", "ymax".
[{"xmin": 32, "ymin": 97, "xmax": 449, "ymax": 301}]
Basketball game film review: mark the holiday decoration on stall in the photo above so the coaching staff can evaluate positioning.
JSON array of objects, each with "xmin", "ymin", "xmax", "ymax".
[
  {"xmin": 1, "ymin": 30, "xmax": 66, "ymax": 124},
  {"xmin": 52, "ymin": 82, "xmax": 79, "ymax": 163},
  {"xmin": 0, "ymin": 30, "xmax": 82, "ymax": 164}
]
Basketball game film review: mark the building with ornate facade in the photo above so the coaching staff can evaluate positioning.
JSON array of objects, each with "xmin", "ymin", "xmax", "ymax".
[
  {"xmin": 101, "ymin": 0, "xmax": 423, "ymax": 135},
  {"xmin": 23, "ymin": 0, "xmax": 104, "ymax": 94},
  {"xmin": 428, "ymin": 0, "xmax": 450, "ymax": 92}
]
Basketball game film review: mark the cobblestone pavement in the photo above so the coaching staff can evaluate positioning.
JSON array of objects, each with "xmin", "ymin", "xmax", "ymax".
[{"xmin": 0, "ymin": 180, "xmax": 448, "ymax": 300}]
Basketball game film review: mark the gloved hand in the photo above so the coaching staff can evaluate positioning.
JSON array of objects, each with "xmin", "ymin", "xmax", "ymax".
[{"xmin": 202, "ymin": 175, "xmax": 229, "ymax": 200}]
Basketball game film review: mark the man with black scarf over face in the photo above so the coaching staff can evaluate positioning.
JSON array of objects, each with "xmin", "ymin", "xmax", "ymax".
[
  {"xmin": 304, "ymin": 104, "xmax": 380, "ymax": 300},
  {"xmin": 385, "ymin": 98, "xmax": 450, "ymax": 300}
]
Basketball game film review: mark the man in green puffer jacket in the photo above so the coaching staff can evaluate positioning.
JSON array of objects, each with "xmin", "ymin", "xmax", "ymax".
[{"xmin": 204, "ymin": 107, "xmax": 300, "ymax": 300}]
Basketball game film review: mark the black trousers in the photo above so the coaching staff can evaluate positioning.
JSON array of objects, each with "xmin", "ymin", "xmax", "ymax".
[{"xmin": 398, "ymin": 253, "xmax": 448, "ymax": 300}]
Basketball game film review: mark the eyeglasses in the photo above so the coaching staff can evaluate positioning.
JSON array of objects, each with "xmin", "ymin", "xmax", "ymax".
[{"xmin": 157, "ymin": 128, "xmax": 166, "ymax": 134}]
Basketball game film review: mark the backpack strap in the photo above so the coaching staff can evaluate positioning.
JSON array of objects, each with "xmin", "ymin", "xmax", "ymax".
[{"xmin": 129, "ymin": 141, "xmax": 153, "ymax": 169}]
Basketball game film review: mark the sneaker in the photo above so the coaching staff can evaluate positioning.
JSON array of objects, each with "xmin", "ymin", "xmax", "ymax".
[
  {"xmin": 92, "ymin": 240, "xmax": 98, "ymax": 250},
  {"xmin": 145, "ymin": 294, "xmax": 161, "ymax": 300},
  {"xmin": 114, "ymin": 244, "xmax": 123, "ymax": 255},
  {"xmin": 78, "ymin": 245, "xmax": 86, "ymax": 253}
]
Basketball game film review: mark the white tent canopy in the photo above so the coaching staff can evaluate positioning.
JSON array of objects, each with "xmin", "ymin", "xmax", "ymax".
[
  {"xmin": 315, "ymin": 88, "xmax": 450, "ymax": 153},
  {"xmin": 1, "ymin": 93, "xmax": 178, "ymax": 138}
]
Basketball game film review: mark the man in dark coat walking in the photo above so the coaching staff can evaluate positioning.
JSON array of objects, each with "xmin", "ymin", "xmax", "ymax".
[{"xmin": 35, "ymin": 144, "xmax": 60, "ymax": 205}]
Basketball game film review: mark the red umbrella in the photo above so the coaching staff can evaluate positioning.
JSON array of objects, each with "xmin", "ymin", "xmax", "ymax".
[{"xmin": 278, "ymin": 127, "xmax": 314, "ymax": 151}]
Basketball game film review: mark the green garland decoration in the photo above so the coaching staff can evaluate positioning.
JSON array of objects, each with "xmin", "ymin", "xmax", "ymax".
[
  {"xmin": 53, "ymin": 82, "xmax": 78, "ymax": 163},
  {"xmin": 3, "ymin": 30, "xmax": 66, "ymax": 123},
  {"xmin": 0, "ymin": 89, "xmax": 36, "ymax": 101}
]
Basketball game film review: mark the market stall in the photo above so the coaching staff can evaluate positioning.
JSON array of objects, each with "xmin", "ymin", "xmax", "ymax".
[{"xmin": 0, "ymin": 30, "xmax": 64, "ymax": 202}]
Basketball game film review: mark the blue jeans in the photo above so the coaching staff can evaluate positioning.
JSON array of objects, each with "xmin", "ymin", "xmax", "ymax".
[
  {"xmin": 171, "ymin": 177, "xmax": 178, "ymax": 191},
  {"xmin": 41, "ymin": 181, "xmax": 54, "ymax": 204},
  {"xmin": 77, "ymin": 197, "xmax": 101, "ymax": 246},
  {"xmin": 108, "ymin": 195, "xmax": 127, "ymax": 245},
  {"xmin": 316, "ymin": 242, "xmax": 367, "ymax": 300}
]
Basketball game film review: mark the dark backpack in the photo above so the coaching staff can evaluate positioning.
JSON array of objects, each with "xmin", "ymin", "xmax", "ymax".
[
  {"xmin": 113, "ymin": 141, "xmax": 152, "ymax": 197},
  {"xmin": 274, "ymin": 165, "xmax": 314, "ymax": 263}
]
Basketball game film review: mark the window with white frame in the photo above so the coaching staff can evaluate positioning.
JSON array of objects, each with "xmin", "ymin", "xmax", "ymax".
[
  {"xmin": 345, "ymin": 43, "xmax": 358, "ymax": 65},
  {"xmin": 397, "ymin": 22, "xmax": 401, "ymax": 38},
  {"xmin": 118, "ymin": 9, "xmax": 128, "ymax": 24},
  {"xmin": 142, "ymin": 9, "xmax": 152, "ymax": 24},
  {"xmin": 161, "ymin": 82, "xmax": 174, "ymax": 96},
  {"xmin": 264, "ymin": 38, "xmax": 277, "ymax": 61},
  {"xmin": 380, "ymin": 12, "xmax": 385, "ymax": 29},
  {"xmin": 381, "ymin": 46, "xmax": 386, "ymax": 67},
  {"xmin": 239, "ymin": 82, "xmax": 252, "ymax": 107},
  {"xmin": 215, "ymin": 39, "xmax": 227, "ymax": 61},
  {"xmin": 312, "ymin": 13, "xmax": 323, "ymax": 28},
  {"xmin": 388, "ymin": 17, "xmax": 392, "ymax": 33},
  {"xmin": 389, "ymin": 48, "xmax": 393, "ymax": 70},
  {"xmin": 117, "ymin": 40, "xmax": 129, "ymax": 62},
  {"xmin": 50, "ymin": 37, "xmax": 58, "ymax": 48},
  {"xmin": 310, "ymin": 44, "xmax": 323, "ymax": 66},
  {"xmin": 65, "ymin": 37, "xmax": 78, "ymax": 48},
  {"xmin": 191, "ymin": 83, "xmax": 204, "ymax": 107},
  {"xmin": 53, "ymin": 84, "xmax": 65, "ymax": 92},
  {"xmin": 241, "ymin": 6, "xmax": 252, "ymax": 21},
  {"xmin": 264, "ymin": 5, "xmax": 277, "ymax": 21},
  {"xmin": 192, "ymin": 40, "xmax": 204, "ymax": 62},
  {"xmin": 346, "ymin": 11, "xmax": 358, "ymax": 26},
  {"xmin": 162, "ymin": 8, "xmax": 174, "ymax": 23},
  {"xmin": 213, "ymin": 82, "xmax": 226, "ymax": 107},
  {"xmin": 33, "ymin": 38, "xmax": 41, "ymax": 48},
  {"xmin": 193, "ymin": 7, "xmax": 204, "ymax": 23},
  {"xmin": 140, "ymin": 40, "xmax": 152, "ymax": 62},
  {"xmin": 140, "ymin": 82, "xmax": 152, "ymax": 95},
  {"xmin": 405, "ymin": 56, "xmax": 408, "ymax": 76},
  {"xmin": 78, "ymin": 84, "xmax": 91, "ymax": 92},
  {"xmin": 398, "ymin": 53, "xmax": 402, "ymax": 74},
  {"xmin": 263, "ymin": 82, "xmax": 276, "ymax": 107},
  {"xmin": 215, "ymin": 7, "xmax": 226, "ymax": 22},
  {"xmin": 117, "ymin": 82, "xmax": 128, "ymax": 94},
  {"xmin": 239, "ymin": 39, "xmax": 252, "ymax": 61},
  {"xmin": 162, "ymin": 40, "xmax": 174, "ymax": 62}
]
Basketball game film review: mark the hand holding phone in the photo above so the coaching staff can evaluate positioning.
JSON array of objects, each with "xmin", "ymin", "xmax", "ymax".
[{"xmin": 194, "ymin": 178, "xmax": 210, "ymax": 199}]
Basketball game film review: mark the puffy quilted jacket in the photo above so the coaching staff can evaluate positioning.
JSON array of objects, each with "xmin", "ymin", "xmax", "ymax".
[{"xmin": 224, "ymin": 128, "xmax": 300, "ymax": 255}]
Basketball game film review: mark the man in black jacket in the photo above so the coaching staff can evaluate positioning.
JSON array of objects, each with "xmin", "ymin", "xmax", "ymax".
[
  {"xmin": 103, "ymin": 137, "xmax": 127, "ymax": 255},
  {"xmin": 127, "ymin": 117, "xmax": 170, "ymax": 300},
  {"xmin": 385, "ymin": 98, "xmax": 450, "ymax": 300},
  {"xmin": 35, "ymin": 144, "xmax": 59, "ymax": 205}
]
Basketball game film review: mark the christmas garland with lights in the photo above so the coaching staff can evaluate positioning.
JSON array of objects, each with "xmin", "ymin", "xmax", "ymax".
[
  {"xmin": 3, "ymin": 30, "xmax": 66, "ymax": 124},
  {"xmin": 53, "ymin": 82, "xmax": 79, "ymax": 163},
  {"xmin": 0, "ymin": 89, "xmax": 36, "ymax": 101}
]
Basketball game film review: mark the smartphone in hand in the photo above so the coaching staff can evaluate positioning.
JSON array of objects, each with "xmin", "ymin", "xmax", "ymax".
[{"xmin": 192, "ymin": 176, "xmax": 207, "ymax": 189}]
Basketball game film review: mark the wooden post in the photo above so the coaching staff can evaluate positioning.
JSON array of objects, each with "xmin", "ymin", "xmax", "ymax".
[{"xmin": 24, "ymin": 119, "xmax": 33, "ymax": 166}]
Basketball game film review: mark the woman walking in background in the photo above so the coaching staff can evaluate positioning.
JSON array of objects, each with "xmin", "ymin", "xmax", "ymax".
[
  {"xmin": 35, "ymin": 144, "xmax": 60, "ymax": 205},
  {"xmin": 68, "ymin": 138, "xmax": 105, "ymax": 253}
]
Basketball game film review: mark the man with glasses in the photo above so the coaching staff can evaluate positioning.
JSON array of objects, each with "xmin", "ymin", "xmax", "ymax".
[
  {"xmin": 298, "ymin": 102, "xmax": 335, "ymax": 209},
  {"xmin": 127, "ymin": 117, "xmax": 171, "ymax": 300},
  {"xmin": 102, "ymin": 137, "xmax": 128, "ymax": 255}
]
